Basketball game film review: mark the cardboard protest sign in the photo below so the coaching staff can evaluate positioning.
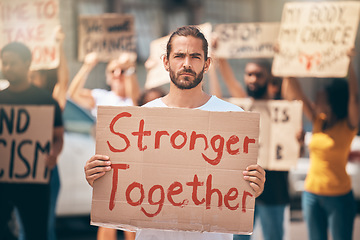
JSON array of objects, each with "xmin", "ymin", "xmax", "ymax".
[
  {"xmin": 228, "ymin": 99, "xmax": 302, "ymax": 171},
  {"xmin": 92, "ymin": 106, "xmax": 260, "ymax": 234},
  {"xmin": 78, "ymin": 14, "xmax": 136, "ymax": 62},
  {"xmin": 0, "ymin": 105, "xmax": 54, "ymax": 184},
  {"xmin": 272, "ymin": 1, "xmax": 360, "ymax": 77},
  {"xmin": 144, "ymin": 23, "xmax": 212, "ymax": 89},
  {"xmin": 214, "ymin": 22, "xmax": 280, "ymax": 58},
  {"xmin": 0, "ymin": 0, "xmax": 60, "ymax": 70}
]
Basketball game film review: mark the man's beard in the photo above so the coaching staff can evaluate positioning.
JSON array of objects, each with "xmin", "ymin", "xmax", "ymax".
[
  {"xmin": 169, "ymin": 67, "xmax": 204, "ymax": 90},
  {"xmin": 246, "ymin": 83, "xmax": 268, "ymax": 99}
]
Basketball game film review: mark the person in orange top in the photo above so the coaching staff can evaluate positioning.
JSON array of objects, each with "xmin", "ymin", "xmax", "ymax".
[{"xmin": 282, "ymin": 48, "xmax": 359, "ymax": 240}]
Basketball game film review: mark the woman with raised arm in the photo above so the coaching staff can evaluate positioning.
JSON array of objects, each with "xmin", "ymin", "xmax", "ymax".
[{"xmin": 282, "ymin": 49, "xmax": 359, "ymax": 240}]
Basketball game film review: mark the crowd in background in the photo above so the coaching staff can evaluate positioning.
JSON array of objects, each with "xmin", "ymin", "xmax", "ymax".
[{"xmin": 0, "ymin": 9, "xmax": 359, "ymax": 240}]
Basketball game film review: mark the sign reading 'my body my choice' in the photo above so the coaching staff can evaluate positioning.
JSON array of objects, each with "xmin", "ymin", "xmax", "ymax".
[
  {"xmin": 92, "ymin": 106, "xmax": 260, "ymax": 234},
  {"xmin": 0, "ymin": 0, "xmax": 60, "ymax": 70},
  {"xmin": 273, "ymin": 1, "xmax": 360, "ymax": 77},
  {"xmin": 0, "ymin": 105, "xmax": 54, "ymax": 184}
]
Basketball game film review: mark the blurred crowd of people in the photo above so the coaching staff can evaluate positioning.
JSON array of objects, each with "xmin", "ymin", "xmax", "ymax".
[{"xmin": 0, "ymin": 20, "xmax": 358, "ymax": 240}]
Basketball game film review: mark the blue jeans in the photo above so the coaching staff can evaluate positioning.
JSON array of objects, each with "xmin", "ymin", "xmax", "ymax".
[
  {"xmin": 302, "ymin": 190, "xmax": 356, "ymax": 240},
  {"xmin": 233, "ymin": 204, "xmax": 286, "ymax": 240}
]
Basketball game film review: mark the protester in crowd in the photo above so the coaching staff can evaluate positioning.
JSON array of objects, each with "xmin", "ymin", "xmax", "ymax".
[
  {"xmin": 84, "ymin": 25, "xmax": 266, "ymax": 240},
  {"xmin": 29, "ymin": 26, "xmax": 69, "ymax": 111},
  {"xmin": 208, "ymin": 35, "xmax": 297, "ymax": 239},
  {"xmin": 267, "ymin": 76, "xmax": 282, "ymax": 100},
  {"xmin": 68, "ymin": 51, "xmax": 140, "ymax": 240},
  {"xmin": 281, "ymin": 48, "xmax": 358, "ymax": 240},
  {"xmin": 0, "ymin": 42, "xmax": 64, "ymax": 240},
  {"xmin": 137, "ymin": 87, "xmax": 166, "ymax": 106},
  {"xmin": 68, "ymin": 51, "xmax": 140, "ymax": 118},
  {"xmin": 13, "ymin": 26, "xmax": 70, "ymax": 240}
]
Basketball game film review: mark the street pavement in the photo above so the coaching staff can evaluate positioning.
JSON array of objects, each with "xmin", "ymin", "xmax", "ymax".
[{"xmin": 57, "ymin": 210, "xmax": 360, "ymax": 240}]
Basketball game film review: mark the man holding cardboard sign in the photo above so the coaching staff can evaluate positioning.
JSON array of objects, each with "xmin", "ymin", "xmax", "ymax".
[
  {"xmin": 85, "ymin": 26, "xmax": 265, "ymax": 240},
  {"xmin": 0, "ymin": 42, "xmax": 64, "ymax": 239}
]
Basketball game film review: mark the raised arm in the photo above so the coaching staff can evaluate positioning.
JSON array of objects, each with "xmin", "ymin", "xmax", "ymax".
[
  {"xmin": 52, "ymin": 26, "xmax": 69, "ymax": 111},
  {"xmin": 347, "ymin": 49, "xmax": 359, "ymax": 129},
  {"xmin": 282, "ymin": 77, "xmax": 316, "ymax": 123},
  {"xmin": 67, "ymin": 52, "xmax": 98, "ymax": 110},
  {"xmin": 208, "ymin": 57, "xmax": 223, "ymax": 98},
  {"xmin": 218, "ymin": 58, "xmax": 247, "ymax": 98}
]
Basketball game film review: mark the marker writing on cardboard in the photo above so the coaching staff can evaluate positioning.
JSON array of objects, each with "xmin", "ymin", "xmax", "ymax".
[
  {"xmin": 105, "ymin": 111, "xmax": 256, "ymax": 217},
  {"xmin": 110, "ymin": 165, "xmax": 253, "ymax": 217},
  {"xmin": 0, "ymin": 107, "xmax": 50, "ymax": 180},
  {"xmin": 107, "ymin": 112, "xmax": 256, "ymax": 165}
]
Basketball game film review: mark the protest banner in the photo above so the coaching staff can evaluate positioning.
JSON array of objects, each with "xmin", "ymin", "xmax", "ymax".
[
  {"xmin": 272, "ymin": 1, "xmax": 360, "ymax": 77},
  {"xmin": 78, "ymin": 14, "xmax": 136, "ymax": 62},
  {"xmin": 91, "ymin": 106, "xmax": 260, "ymax": 234},
  {"xmin": 214, "ymin": 22, "xmax": 280, "ymax": 58},
  {"xmin": 0, "ymin": 105, "xmax": 54, "ymax": 184},
  {"xmin": 0, "ymin": 0, "xmax": 60, "ymax": 70},
  {"xmin": 228, "ymin": 99, "xmax": 302, "ymax": 171},
  {"xmin": 144, "ymin": 23, "xmax": 212, "ymax": 89}
]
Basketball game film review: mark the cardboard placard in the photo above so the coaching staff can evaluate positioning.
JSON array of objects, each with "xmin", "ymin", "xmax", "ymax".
[
  {"xmin": 0, "ymin": 105, "xmax": 54, "ymax": 184},
  {"xmin": 214, "ymin": 22, "xmax": 280, "ymax": 58},
  {"xmin": 272, "ymin": 1, "xmax": 360, "ymax": 77},
  {"xmin": 78, "ymin": 14, "xmax": 136, "ymax": 62},
  {"xmin": 0, "ymin": 0, "xmax": 60, "ymax": 70},
  {"xmin": 228, "ymin": 99, "xmax": 302, "ymax": 171},
  {"xmin": 92, "ymin": 106, "xmax": 260, "ymax": 234},
  {"xmin": 144, "ymin": 23, "xmax": 212, "ymax": 89}
]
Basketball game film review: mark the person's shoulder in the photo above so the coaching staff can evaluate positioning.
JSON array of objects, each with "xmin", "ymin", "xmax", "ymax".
[
  {"xmin": 201, "ymin": 96, "xmax": 244, "ymax": 112},
  {"xmin": 141, "ymin": 98, "xmax": 166, "ymax": 108}
]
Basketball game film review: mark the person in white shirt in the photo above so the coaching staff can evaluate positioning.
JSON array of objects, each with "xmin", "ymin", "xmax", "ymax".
[
  {"xmin": 68, "ymin": 51, "xmax": 139, "ymax": 118},
  {"xmin": 84, "ymin": 25, "xmax": 266, "ymax": 240}
]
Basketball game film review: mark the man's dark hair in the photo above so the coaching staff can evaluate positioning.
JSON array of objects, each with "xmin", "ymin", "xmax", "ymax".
[
  {"xmin": 248, "ymin": 59, "xmax": 272, "ymax": 74},
  {"xmin": 1, "ymin": 42, "xmax": 32, "ymax": 62},
  {"xmin": 325, "ymin": 78, "xmax": 349, "ymax": 120},
  {"xmin": 166, "ymin": 26, "xmax": 208, "ymax": 60}
]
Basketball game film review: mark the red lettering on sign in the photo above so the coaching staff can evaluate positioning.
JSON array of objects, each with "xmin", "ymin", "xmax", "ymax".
[
  {"xmin": 226, "ymin": 135, "xmax": 240, "ymax": 155},
  {"xmin": 242, "ymin": 191, "xmax": 253, "ymax": 213},
  {"xmin": 186, "ymin": 174, "xmax": 205, "ymax": 205},
  {"xmin": 109, "ymin": 163, "xmax": 130, "ymax": 210},
  {"xmin": 168, "ymin": 181, "xmax": 188, "ymax": 207},
  {"xmin": 126, "ymin": 182, "xmax": 145, "ymax": 206},
  {"xmin": 224, "ymin": 188, "xmax": 239, "ymax": 210},
  {"xmin": 170, "ymin": 130, "xmax": 187, "ymax": 149},
  {"xmin": 141, "ymin": 185, "xmax": 164, "ymax": 217},
  {"xmin": 243, "ymin": 136, "xmax": 255, "ymax": 153},
  {"xmin": 154, "ymin": 130, "xmax": 169, "ymax": 149},
  {"xmin": 202, "ymin": 135, "xmax": 224, "ymax": 165},
  {"xmin": 205, "ymin": 174, "xmax": 222, "ymax": 209},
  {"xmin": 189, "ymin": 131, "xmax": 208, "ymax": 150},
  {"xmin": 34, "ymin": 0, "xmax": 57, "ymax": 19},
  {"xmin": 107, "ymin": 112, "xmax": 131, "ymax": 152},
  {"xmin": 131, "ymin": 119, "xmax": 151, "ymax": 151}
]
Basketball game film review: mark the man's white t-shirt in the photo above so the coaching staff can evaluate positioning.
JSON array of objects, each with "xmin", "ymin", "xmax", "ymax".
[
  {"xmin": 91, "ymin": 88, "xmax": 133, "ymax": 117},
  {"xmin": 136, "ymin": 95, "xmax": 243, "ymax": 240}
]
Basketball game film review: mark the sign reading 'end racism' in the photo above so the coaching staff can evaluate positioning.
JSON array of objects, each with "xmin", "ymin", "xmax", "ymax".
[
  {"xmin": 0, "ymin": 105, "xmax": 54, "ymax": 184},
  {"xmin": 91, "ymin": 106, "xmax": 260, "ymax": 234}
]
